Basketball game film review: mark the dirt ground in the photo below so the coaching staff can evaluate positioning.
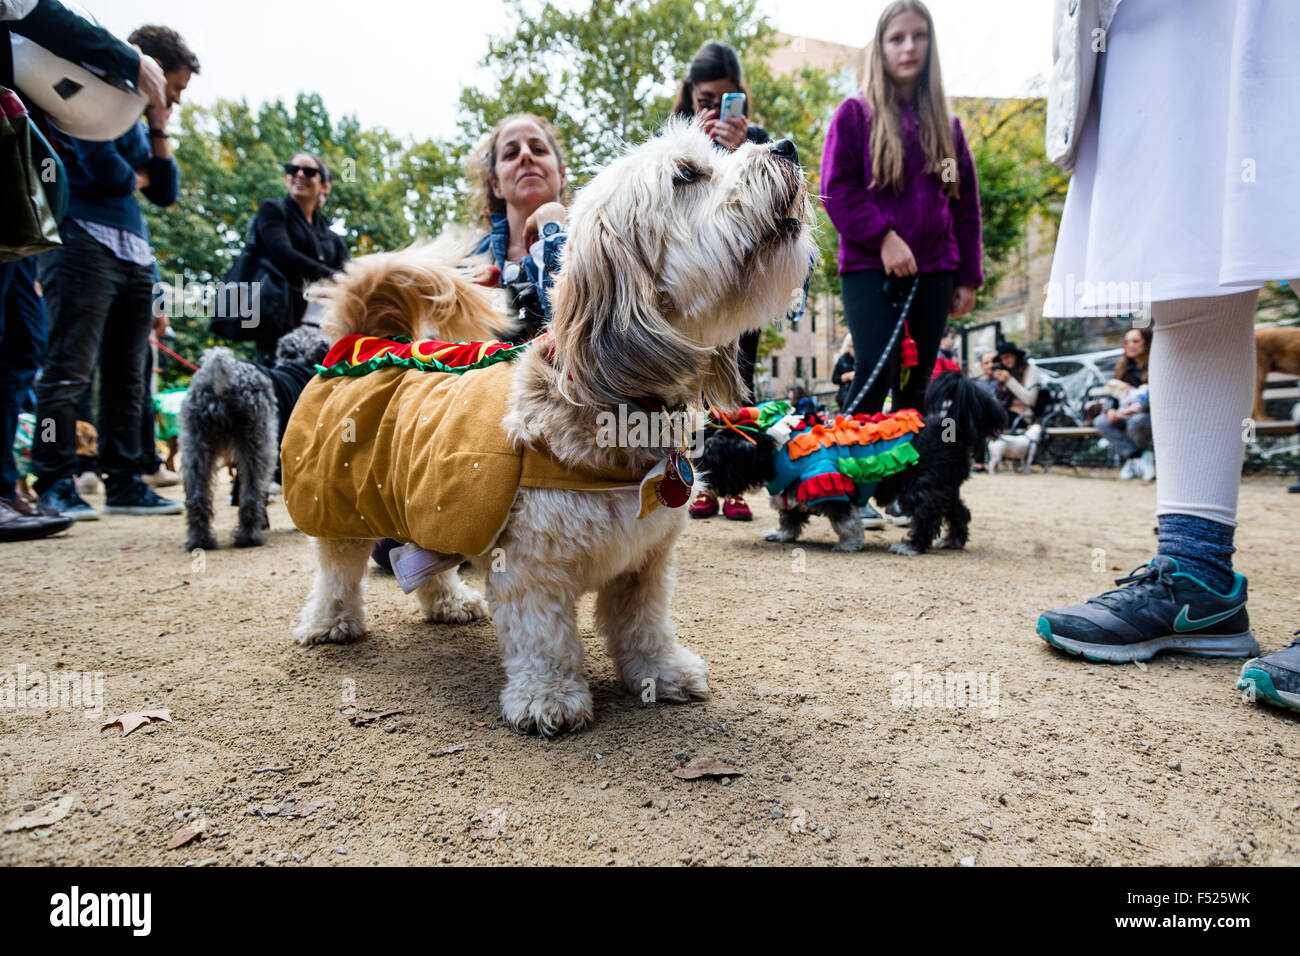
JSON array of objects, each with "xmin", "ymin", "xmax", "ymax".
[{"xmin": 2, "ymin": 469, "xmax": 1298, "ymax": 867}]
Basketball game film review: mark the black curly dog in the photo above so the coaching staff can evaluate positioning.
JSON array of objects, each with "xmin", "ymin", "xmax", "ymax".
[
  {"xmin": 698, "ymin": 372, "xmax": 1007, "ymax": 555},
  {"xmin": 181, "ymin": 326, "xmax": 329, "ymax": 550}
]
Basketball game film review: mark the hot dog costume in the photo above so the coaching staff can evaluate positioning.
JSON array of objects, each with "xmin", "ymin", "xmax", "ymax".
[{"xmin": 280, "ymin": 334, "xmax": 648, "ymax": 558}]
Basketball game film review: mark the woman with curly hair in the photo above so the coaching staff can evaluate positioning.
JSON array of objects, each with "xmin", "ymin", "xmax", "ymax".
[{"xmin": 466, "ymin": 113, "xmax": 569, "ymax": 342}]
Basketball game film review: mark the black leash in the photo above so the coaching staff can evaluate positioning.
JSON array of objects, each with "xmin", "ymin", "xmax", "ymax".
[{"xmin": 842, "ymin": 275, "xmax": 920, "ymax": 417}]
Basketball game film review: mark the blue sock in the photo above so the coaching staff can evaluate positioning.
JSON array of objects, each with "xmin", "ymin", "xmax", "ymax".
[{"xmin": 1157, "ymin": 514, "xmax": 1236, "ymax": 594}]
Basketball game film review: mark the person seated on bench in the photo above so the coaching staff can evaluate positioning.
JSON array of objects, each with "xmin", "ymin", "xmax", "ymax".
[{"xmin": 1095, "ymin": 326, "xmax": 1153, "ymax": 480}]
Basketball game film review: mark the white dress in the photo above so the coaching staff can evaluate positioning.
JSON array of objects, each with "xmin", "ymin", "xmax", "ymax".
[{"xmin": 1045, "ymin": 0, "xmax": 1300, "ymax": 317}]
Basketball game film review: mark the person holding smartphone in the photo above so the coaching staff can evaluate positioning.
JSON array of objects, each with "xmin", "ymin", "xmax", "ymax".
[
  {"xmin": 674, "ymin": 40, "xmax": 770, "ymax": 522},
  {"xmin": 820, "ymin": 0, "xmax": 982, "ymax": 528}
]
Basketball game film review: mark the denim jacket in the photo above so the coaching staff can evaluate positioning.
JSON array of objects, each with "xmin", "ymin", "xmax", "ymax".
[{"xmin": 472, "ymin": 213, "xmax": 566, "ymax": 332}]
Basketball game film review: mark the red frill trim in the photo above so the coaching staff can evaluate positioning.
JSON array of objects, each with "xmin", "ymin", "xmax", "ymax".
[{"xmin": 796, "ymin": 471, "xmax": 857, "ymax": 504}]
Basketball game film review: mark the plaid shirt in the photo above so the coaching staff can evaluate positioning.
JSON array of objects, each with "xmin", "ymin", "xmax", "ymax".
[{"xmin": 74, "ymin": 219, "xmax": 154, "ymax": 268}]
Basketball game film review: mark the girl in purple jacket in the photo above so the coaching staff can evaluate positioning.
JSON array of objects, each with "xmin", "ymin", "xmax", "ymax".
[{"xmin": 821, "ymin": 0, "xmax": 982, "ymax": 423}]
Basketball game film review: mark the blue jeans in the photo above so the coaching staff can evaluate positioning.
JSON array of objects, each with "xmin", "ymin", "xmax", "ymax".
[
  {"xmin": 0, "ymin": 257, "xmax": 49, "ymax": 493},
  {"xmin": 31, "ymin": 222, "xmax": 154, "ymax": 494},
  {"xmin": 1095, "ymin": 410, "xmax": 1151, "ymax": 459}
]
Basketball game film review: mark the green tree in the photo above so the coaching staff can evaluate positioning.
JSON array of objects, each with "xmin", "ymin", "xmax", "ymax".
[
  {"xmin": 142, "ymin": 94, "xmax": 461, "ymax": 383},
  {"xmin": 458, "ymin": 0, "xmax": 848, "ymax": 298},
  {"xmin": 951, "ymin": 96, "xmax": 1069, "ymax": 317}
]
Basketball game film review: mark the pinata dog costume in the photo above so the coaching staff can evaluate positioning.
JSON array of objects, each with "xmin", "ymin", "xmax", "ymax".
[
  {"xmin": 284, "ymin": 120, "xmax": 814, "ymax": 735},
  {"xmin": 698, "ymin": 373, "xmax": 1006, "ymax": 555}
]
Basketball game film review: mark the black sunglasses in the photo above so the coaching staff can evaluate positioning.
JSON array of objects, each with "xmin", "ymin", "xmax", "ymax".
[{"xmin": 284, "ymin": 162, "xmax": 321, "ymax": 179}]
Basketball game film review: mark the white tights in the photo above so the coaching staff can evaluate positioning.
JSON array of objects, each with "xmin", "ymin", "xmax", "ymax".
[{"xmin": 1148, "ymin": 289, "xmax": 1261, "ymax": 528}]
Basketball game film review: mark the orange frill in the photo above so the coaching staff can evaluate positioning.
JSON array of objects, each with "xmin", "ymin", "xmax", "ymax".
[{"xmin": 786, "ymin": 409, "xmax": 924, "ymax": 461}]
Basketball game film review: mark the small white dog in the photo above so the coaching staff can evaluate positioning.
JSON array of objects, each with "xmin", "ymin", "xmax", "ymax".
[
  {"xmin": 285, "ymin": 120, "xmax": 813, "ymax": 736},
  {"xmin": 986, "ymin": 422, "xmax": 1042, "ymax": 475}
]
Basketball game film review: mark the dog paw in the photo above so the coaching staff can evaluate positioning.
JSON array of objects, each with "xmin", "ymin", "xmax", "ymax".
[
  {"xmin": 233, "ymin": 527, "xmax": 266, "ymax": 548},
  {"xmin": 500, "ymin": 675, "xmax": 593, "ymax": 737},
  {"xmin": 764, "ymin": 528, "xmax": 796, "ymax": 543},
  {"xmin": 831, "ymin": 538, "xmax": 864, "ymax": 553},
  {"xmin": 888, "ymin": 541, "xmax": 922, "ymax": 556},
  {"xmin": 294, "ymin": 617, "xmax": 366, "ymax": 646},
  {"xmin": 185, "ymin": 533, "xmax": 218, "ymax": 552},
  {"xmin": 936, "ymin": 536, "xmax": 965, "ymax": 550},
  {"xmin": 424, "ymin": 593, "xmax": 490, "ymax": 624},
  {"xmin": 621, "ymin": 644, "xmax": 710, "ymax": 703}
]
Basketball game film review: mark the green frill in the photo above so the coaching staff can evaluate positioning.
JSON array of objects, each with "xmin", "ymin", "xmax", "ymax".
[
  {"xmin": 315, "ymin": 337, "xmax": 533, "ymax": 380},
  {"xmin": 836, "ymin": 441, "xmax": 920, "ymax": 483}
]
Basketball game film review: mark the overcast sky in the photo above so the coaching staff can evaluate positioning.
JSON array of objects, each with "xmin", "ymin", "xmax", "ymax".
[{"xmin": 93, "ymin": 0, "xmax": 1052, "ymax": 142}]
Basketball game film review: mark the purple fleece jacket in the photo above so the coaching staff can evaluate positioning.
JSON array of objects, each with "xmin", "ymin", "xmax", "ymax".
[{"xmin": 821, "ymin": 95, "xmax": 983, "ymax": 288}]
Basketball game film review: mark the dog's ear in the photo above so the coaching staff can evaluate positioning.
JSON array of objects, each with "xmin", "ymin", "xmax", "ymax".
[{"xmin": 549, "ymin": 211, "xmax": 704, "ymax": 407}]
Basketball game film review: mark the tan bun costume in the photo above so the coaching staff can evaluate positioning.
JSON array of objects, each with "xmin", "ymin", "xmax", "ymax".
[{"xmin": 281, "ymin": 337, "xmax": 646, "ymax": 557}]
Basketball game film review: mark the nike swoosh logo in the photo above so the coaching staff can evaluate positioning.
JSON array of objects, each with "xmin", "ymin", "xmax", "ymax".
[{"xmin": 1174, "ymin": 603, "xmax": 1245, "ymax": 632}]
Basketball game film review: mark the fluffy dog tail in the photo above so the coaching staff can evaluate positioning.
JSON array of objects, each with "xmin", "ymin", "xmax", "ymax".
[
  {"xmin": 924, "ymin": 371, "xmax": 1008, "ymax": 448},
  {"xmin": 196, "ymin": 346, "xmax": 242, "ymax": 397},
  {"xmin": 305, "ymin": 233, "xmax": 514, "ymax": 344}
]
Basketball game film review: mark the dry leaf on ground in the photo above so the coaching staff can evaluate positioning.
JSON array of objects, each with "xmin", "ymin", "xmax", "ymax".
[
  {"xmin": 672, "ymin": 757, "xmax": 743, "ymax": 780},
  {"xmin": 4, "ymin": 795, "xmax": 74, "ymax": 833},
  {"xmin": 101, "ymin": 709, "xmax": 173, "ymax": 737},
  {"xmin": 166, "ymin": 827, "xmax": 203, "ymax": 850}
]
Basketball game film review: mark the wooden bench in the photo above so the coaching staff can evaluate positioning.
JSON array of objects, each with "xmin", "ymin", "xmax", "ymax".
[{"xmin": 1048, "ymin": 420, "xmax": 1297, "ymax": 439}]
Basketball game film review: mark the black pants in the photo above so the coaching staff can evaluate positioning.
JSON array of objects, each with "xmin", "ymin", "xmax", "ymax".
[
  {"xmin": 840, "ymin": 269, "xmax": 954, "ymax": 415},
  {"xmin": 139, "ymin": 340, "xmax": 161, "ymax": 474},
  {"xmin": 0, "ymin": 257, "xmax": 47, "ymax": 491},
  {"xmin": 738, "ymin": 328, "xmax": 761, "ymax": 401},
  {"xmin": 32, "ymin": 222, "xmax": 154, "ymax": 494}
]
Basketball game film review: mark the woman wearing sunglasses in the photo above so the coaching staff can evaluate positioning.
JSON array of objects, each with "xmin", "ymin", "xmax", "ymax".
[{"xmin": 252, "ymin": 151, "xmax": 349, "ymax": 359}]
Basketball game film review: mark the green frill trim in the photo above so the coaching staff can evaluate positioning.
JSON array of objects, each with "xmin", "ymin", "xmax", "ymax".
[
  {"xmin": 836, "ymin": 441, "xmax": 920, "ymax": 483},
  {"xmin": 315, "ymin": 336, "xmax": 533, "ymax": 379},
  {"xmin": 753, "ymin": 400, "xmax": 793, "ymax": 430}
]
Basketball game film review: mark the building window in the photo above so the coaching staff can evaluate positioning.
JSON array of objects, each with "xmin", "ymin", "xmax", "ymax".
[
  {"xmin": 810, "ymin": 311, "xmax": 816, "ymax": 333},
  {"xmin": 812, "ymin": 356, "xmax": 818, "ymax": 379},
  {"xmin": 772, "ymin": 355, "xmax": 779, "ymax": 379},
  {"xmin": 795, "ymin": 356, "xmax": 804, "ymax": 380}
]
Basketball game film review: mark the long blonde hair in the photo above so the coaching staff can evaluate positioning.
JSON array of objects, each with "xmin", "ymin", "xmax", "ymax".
[{"xmin": 864, "ymin": 0, "xmax": 959, "ymax": 199}]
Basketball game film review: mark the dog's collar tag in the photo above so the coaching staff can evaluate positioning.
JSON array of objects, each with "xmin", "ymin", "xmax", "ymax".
[{"xmin": 636, "ymin": 456, "xmax": 692, "ymax": 520}]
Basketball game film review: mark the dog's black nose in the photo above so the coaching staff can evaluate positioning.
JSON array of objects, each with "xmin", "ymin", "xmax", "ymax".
[{"xmin": 772, "ymin": 139, "xmax": 798, "ymax": 165}]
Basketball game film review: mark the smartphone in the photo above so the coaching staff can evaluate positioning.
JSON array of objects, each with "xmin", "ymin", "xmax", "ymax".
[{"xmin": 719, "ymin": 92, "xmax": 746, "ymax": 123}]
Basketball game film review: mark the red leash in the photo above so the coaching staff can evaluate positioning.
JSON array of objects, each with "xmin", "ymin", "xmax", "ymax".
[{"xmin": 150, "ymin": 337, "xmax": 199, "ymax": 372}]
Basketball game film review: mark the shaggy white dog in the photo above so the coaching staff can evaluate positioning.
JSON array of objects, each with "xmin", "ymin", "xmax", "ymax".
[{"xmin": 290, "ymin": 120, "xmax": 814, "ymax": 735}]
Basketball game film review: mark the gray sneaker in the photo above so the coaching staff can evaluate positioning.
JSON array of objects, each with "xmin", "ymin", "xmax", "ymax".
[
  {"xmin": 885, "ymin": 501, "xmax": 911, "ymax": 527},
  {"xmin": 103, "ymin": 477, "xmax": 183, "ymax": 515},
  {"xmin": 1238, "ymin": 634, "xmax": 1300, "ymax": 713},
  {"xmin": 859, "ymin": 503, "xmax": 885, "ymax": 530},
  {"xmin": 1037, "ymin": 556, "xmax": 1258, "ymax": 663}
]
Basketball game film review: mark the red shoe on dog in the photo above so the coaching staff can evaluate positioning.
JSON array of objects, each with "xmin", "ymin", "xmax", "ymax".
[
  {"xmin": 722, "ymin": 495, "xmax": 753, "ymax": 521},
  {"xmin": 689, "ymin": 490, "xmax": 718, "ymax": 518}
]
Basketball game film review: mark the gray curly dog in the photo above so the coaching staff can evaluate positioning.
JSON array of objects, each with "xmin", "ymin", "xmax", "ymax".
[{"xmin": 181, "ymin": 326, "xmax": 329, "ymax": 550}]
